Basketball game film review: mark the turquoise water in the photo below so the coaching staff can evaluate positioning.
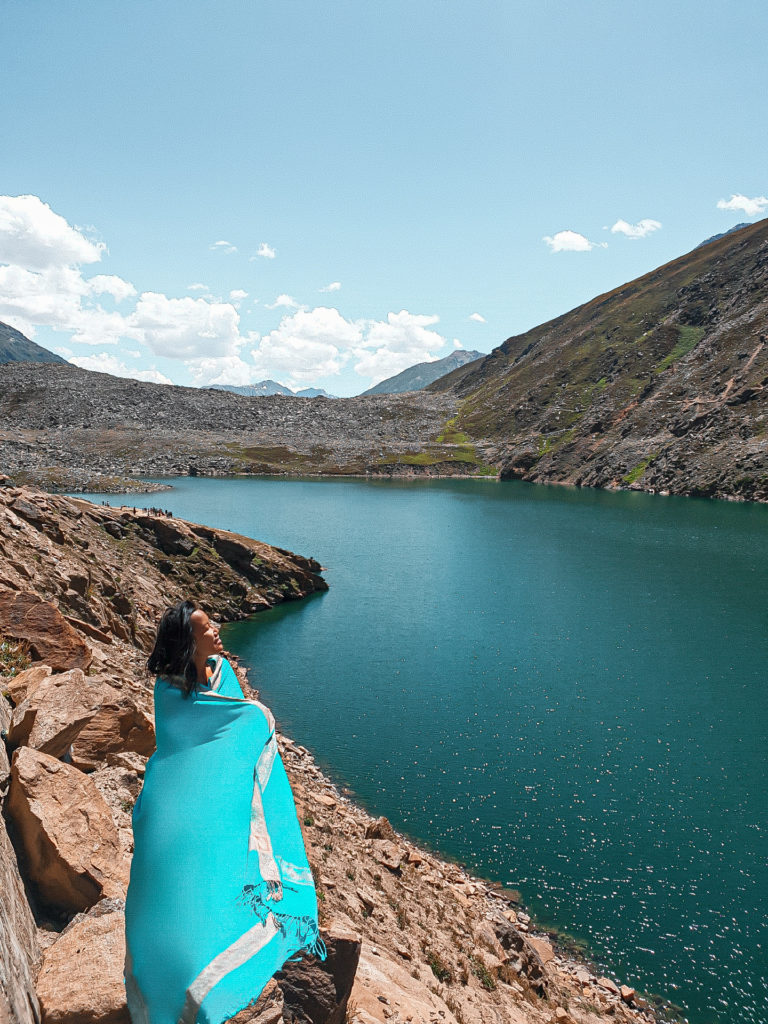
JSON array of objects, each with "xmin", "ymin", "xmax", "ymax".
[{"xmin": 85, "ymin": 478, "xmax": 768, "ymax": 1024}]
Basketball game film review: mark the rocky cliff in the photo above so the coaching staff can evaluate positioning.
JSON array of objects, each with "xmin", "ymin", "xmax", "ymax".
[
  {"xmin": 0, "ymin": 483, "xmax": 664, "ymax": 1024},
  {"xmin": 431, "ymin": 219, "xmax": 768, "ymax": 501}
]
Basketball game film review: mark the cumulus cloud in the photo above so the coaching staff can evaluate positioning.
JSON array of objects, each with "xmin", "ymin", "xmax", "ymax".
[
  {"xmin": 0, "ymin": 195, "xmax": 105, "ymax": 271},
  {"xmin": 469, "ymin": 312, "xmax": 486, "ymax": 323},
  {"xmin": 129, "ymin": 293, "xmax": 243, "ymax": 359},
  {"xmin": 185, "ymin": 355, "xmax": 261, "ymax": 387},
  {"xmin": 187, "ymin": 282, "xmax": 208, "ymax": 291},
  {"xmin": 69, "ymin": 351, "xmax": 172, "ymax": 384},
  {"xmin": 716, "ymin": 193, "xmax": 768, "ymax": 217},
  {"xmin": 87, "ymin": 274, "xmax": 137, "ymax": 302},
  {"xmin": 543, "ymin": 230, "xmax": 605, "ymax": 253},
  {"xmin": 210, "ymin": 240, "xmax": 238, "ymax": 254},
  {"xmin": 229, "ymin": 289, "xmax": 248, "ymax": 307},
  {"xmin": 253, "ymin": 307, "xmax": 361, "ymax": 383},
  {"xmin": 320, "ymin": 281, "xmax": 341, "ymax": 292},
  {"xmin": 353, "ymin": 310, "xmax": 444, "ymax": 381},
  {"xmin": 253, "ymin": 242, "xmax": 276, "ymax": 260},
  {"xmin": 266, "ymin": 293, "xmax": 300, "ymax": 310},
  {"xmin": 610, "ymin": 218, "xmax": 662, "ymax": 239}
]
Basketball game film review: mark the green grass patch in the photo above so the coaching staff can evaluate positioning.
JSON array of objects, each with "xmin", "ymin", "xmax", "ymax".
[
  {"xmin": 623, "ymin": 454, "xmax": 656, "ymax": 485},
  {"xmin": 0, "ymin": 636, "xmax": 32, "ymax": 678},
  {"xmin": 436, "ymin": 416, "xmax": 471, "ymax": 444},
  {"xmin": 656, "ymin": 325, "xmax": 705, "ymax": 373}
]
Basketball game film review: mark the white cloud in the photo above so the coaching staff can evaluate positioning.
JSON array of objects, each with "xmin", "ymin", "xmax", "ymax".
[
  {"xmin": 353, "ymin": 310, "xmax": 444, "ymax": 381},
  {"xmin": 229, "ymin": 289, "xmax": 248, "ymax": 304},
  {"xmin": 87, "ymin": 274, "xmax": 137, "ymax": 302},
  {"xmin": 187, "ymin": 282, "xmax": 208, "ymax": 291},
  {"xmin": 716, "ymin": 193, "xmax": 768, "ymax": 217},
  {"xmin": 210, "ymin": 240, "xmax": 238, "ymax": 254},
  {"xmin": 453, "ymin": 338, "xmax": 462, "ymax": 348},
  {"xmin": 320, "ymin": 281, "xmax": 341, "ymax": 292},
  {"xmin": 0, "ymin": 194, "xmax": 105, "ymax": 271},
  {"xmin": 266, "ymin": 293, "xmax": 300, "ymax": 310},
  {"xmin": 543, "ymin": 230, "xmax": 606, "ymax": 253},
  {"xmin": 253, "ymin": 242, "xmax": 276, "ymax": 260},
  {"xmin": 69, "ymin": 351, "xmax": 172, "ymax": 384},
  {"xmin": 610, "ymin": 218, "xmax": 662, "ymax": 239},
  {"xmin": 469, "ymin": 312, "xmax": 486, "ymax": 323},
  {"xmin": 128, "ymin": 293, "xmax": 243, "ymax": 359},
  {"xmin": 186, "ymin": 355, "xmax": 260, "ymax": 387},
  {"xmin": 253, "ymin": 306, "xmax": 361, "ymax": 382}
]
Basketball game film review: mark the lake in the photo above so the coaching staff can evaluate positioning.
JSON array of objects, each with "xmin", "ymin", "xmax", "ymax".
[{"xmin": 82, "ymin": 477, "xmax": 768, "ymax": 1024}]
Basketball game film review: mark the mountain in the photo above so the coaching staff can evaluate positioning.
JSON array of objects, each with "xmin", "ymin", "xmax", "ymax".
[
  {"xmin": 696, "ymin": 223, "xmax": 750, "ymax": 248},
  {"xmin": 361, "ymin": 350, "xmax": 485, "ymax": 396},
  {"xmin": 430, "ymin": 218, "xmax": 768, "ymax": 500},
  {"xmin": 208, "ymin": 381, "xmax": 336, "ymax": 398},
  {"xmin": 0, "ymin": 321, "xmax": 68, "ymax": 365}
]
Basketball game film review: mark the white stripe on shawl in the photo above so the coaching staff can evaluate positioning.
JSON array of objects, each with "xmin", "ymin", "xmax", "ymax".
[
  {"xmin": 257, "ymin": 732, "xmax": 277, "ymax": 790},
  {"xmin": 207, "ymin": 656, "xmax": 224, "ymax": 692},
  {"xmin": 178, "ymin": 917, "xmax": 279, "ymax": 1024},
  {"xmin": 249, "ymin": 767, "xmax": 281, "ymax": 885}
]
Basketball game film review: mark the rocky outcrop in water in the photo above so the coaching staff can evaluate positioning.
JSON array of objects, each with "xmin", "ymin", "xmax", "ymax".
[{"xmin": 0, "ymin": 485, "xmax": 664, "ymax": 1024}]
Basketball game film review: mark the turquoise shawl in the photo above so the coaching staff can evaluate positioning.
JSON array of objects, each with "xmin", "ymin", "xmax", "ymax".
[{"xmin": 124, "ymin": 656, "xmax": 325, "ymax": 1024}]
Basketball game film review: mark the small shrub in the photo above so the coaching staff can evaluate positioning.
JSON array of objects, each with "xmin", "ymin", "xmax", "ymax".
[
  {"xmin": 0, "ymin": 637, "xmax": 31, "ymax": 679},
  {"xmin": 468, "ymin": 954, "xmax": 497, "ymax": 991},
  {"xmin": 426, "ymin": 949, "xmax": 453, "ymax": 984},
  {"xmin": 303, "ymin": 816, "xmax": 314, "ymax": 827}
]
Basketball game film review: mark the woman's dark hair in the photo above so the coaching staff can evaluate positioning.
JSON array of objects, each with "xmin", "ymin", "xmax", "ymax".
[{"xmin": 147, "ymin": 600, "xmax": 199, "ymax": 697}]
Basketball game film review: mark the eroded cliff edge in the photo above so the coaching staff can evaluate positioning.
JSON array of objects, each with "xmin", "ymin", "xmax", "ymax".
[{"xmin": 0, "ymin": 484, "xmax": 664, "ymax": 1024}]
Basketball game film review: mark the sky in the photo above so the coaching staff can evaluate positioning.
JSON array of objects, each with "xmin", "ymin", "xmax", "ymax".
[{"xmin": 0, "ymin": 0, "xmax": 766, "ymax": 397}]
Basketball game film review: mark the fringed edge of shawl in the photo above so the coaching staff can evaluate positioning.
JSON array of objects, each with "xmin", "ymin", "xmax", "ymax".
[{"xmin": 238, "ymin": 882, "xmax": 327, "ymax": 963}]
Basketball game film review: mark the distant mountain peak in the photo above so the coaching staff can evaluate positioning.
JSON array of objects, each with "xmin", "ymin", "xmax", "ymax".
[
  {"xmin": 361, "ymin": 350, "xmax": 485, "ymax": 396},
  {"xmin": 208, "ymin": 381, "xmax": 337, "ymax": 398},
  {"xmin": 0, "ymin": 321, "xmax": 68, "ymax": 365}
]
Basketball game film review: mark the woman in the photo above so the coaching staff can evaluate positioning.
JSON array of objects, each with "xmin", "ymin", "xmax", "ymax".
[{"xmin": 124, "ymin": 601, "xmax": 325, "ymax": 1024}]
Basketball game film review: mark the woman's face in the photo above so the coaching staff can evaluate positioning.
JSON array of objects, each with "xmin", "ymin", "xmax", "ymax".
[{"xmin": 190, "ymin": 609, "xmax": 223, "ymax": 660}]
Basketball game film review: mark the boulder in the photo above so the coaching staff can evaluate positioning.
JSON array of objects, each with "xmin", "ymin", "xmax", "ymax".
[
  {"xmin": 0, "ymin": 694, "xmax": 10, "ymax": 791},
  {"xmin": 371, "ymin": 840, "xmax": 402, "ymax": 872},
  {"xmin": 8, "ymin": 669, "xmax": 103, "ymax": 758},
  {"xmin": 0, "ymin": 592, "xmax": 91, "ymax": 672},
  {"xmin": 7, "ymin": 747, "xmax": 129, "ymax": 914},
  {"xmin": 275, "ymin": 922, "xmax": 361, "ymax": 1024},
  {"xmin": 364, "ymin": 817, "xmax": 396, "ymax": 842},
  {"xmin": 4, "ymin": 664, "xmax": 52, "ymax": 707},
  {"xmin": 527, "ymin": 936, "xmax": 554, "ymax": 965},
  {"xmin": 0, "ymin": 813, "xmax": 40, "ymax": 1024},
  {"xmin": 227, "ymin": 980, "xmax": 283, "ymax": 1024},
  {"xmin": 35, "ymin": 905, "xmax": 129, "ymax": 1024},
  {"xmin": 70, "ymin": 691, "xmax": 155, "ymax": 772}
]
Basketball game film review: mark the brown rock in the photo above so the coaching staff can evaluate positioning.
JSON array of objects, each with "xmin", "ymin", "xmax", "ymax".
[
  {"xmin": 0, "ymin": 694, "xmax": 10, "ymax": 791},
  {"xmin": 620, "ymin": 985, "xmax": 635, "ymax": 1003},
  {"xmin": 70, "ymin": 690, "xmax": 155, "ymax": 772},
  {"xmin": 275, "ymin": 923, "xmax": 361, "ymax": 1024},
  {"xmin": 36, "ymin": 908, "xmax": 129, "ymax": 1024},
  {"xmin": 527, "ymin": 936, "xmax": 555, "ymax": 965},
  {"xmin": 364, "ymin": 817, "xmax": 396, "ymax": 841},
  {"xmin": 315, "ymin": 793, "xmax": 337, "ymax": 808},
  {"xmin": 8, "ymin": 669, "xmax": 103, "ymax": 758},
  {"xmin": 0, "ymin": 592, "xmax": 91, "ymax": 672},
  {"xmin": 7, "ymin": 747, "xmax": 129, "ymax": 914},
  {"xmin": 0, "ymin": 812, "xmax": 40, "ymax": 1024},
  {"xmin": 597, "ymin": 976, "xmax": 620, "ymax": 995},
  {"xmin": 227, "ymin": 980, "xmax": 284, "ymax": 1024},
  {"xmin": 371, "ymin": 840, "xmax": 402, "ymax": 872},
  {"xmin": 4, "ymin": 663, "xmax": 52, "ymax": 707}
]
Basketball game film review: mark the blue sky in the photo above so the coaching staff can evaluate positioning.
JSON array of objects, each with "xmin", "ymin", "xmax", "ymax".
[{"xmin": 1, "ymin": 0, "xmax": 766, "ymax": 396}]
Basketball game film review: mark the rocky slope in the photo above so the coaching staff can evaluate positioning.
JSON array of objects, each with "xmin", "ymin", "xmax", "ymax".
[
  {"xmin": 0, "ymin": 364, "xmax": 495, "ymax": 490},
  {"xmin": 0, "ymin": 322, "xmax": 67, "ymax": 365},
  {"xmin": 431, "ymin": 219, "xmax": 768, "ymax": 501},
  {"xmin": 0, "ymin": 483, "xmax": 665, "ymax": 1024}
]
